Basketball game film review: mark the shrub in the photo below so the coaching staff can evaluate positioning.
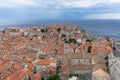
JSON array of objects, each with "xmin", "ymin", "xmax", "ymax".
[{"xmin": 69, "ymin": 74, "xmax": 78, "ymax": 78}]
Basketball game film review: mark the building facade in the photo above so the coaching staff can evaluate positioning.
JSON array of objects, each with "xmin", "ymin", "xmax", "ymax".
[{"xmin": 109, "ymin": 41, "xmax": 120, "ymax": 80}]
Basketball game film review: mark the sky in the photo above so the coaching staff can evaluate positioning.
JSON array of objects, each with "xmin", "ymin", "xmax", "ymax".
[{"xmin": 0, "ymin": 0, "xmax": 120, "ymax": 25}]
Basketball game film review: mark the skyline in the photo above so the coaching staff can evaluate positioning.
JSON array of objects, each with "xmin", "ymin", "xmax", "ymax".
[{"xmin": 0, "ymin": 0, "xmax": 120, "ymax": 25}]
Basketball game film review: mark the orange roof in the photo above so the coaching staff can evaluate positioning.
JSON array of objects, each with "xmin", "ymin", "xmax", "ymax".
[
  {"xmin": 24, "ymin": 58, "xmax": 31, "ymax": 63},
  {"xmin": 27, "ymin": 54, "xmax": 36, "ymax": 59},
  {"xmin": 18, "ymin": 73, "xmax": 25, "ymax": 79},
  {"xmin": 92, "ymin": 45, "xmax": 112, "ymax": 53},
  {"xmin": 27, "ymin": 63, "xmax": 34, "ymax": 70},
  {"xmin": 47, "ymin": 66, "xmax": 56, "ymax": 72},
  {"xmin": 1, "ymin": 71, "xmax": 10, "ymax": 79},
  {"xmin": 18, "ymin": 69, "xmax": 33, "ymax": 79},
  {"xmin": 21, "ymin": 38, "xmax": 30, "ymax": 43},
  {"xmin": 43, "ymin": 46, "xmax": 51, "ymax": 52},
  {"xmin": 15, "ymin": 43, "xmax": 24, "ymax": 49},
  {"xmin": 102, "ymin": 39, "xmax": 110, "ymax": 44},
  {"xmin": 58, "ymin": 50, "xmax": 64, "ymax": 55},
  {"xmin": 0, "ymin": 63, "xmax": 9, "ymax": 71},
  {"xmin": 94, "ymin": 49, "xmax": 108, "ymax": 53},
  {"xmin": 49, "ymin": 57, "xmax": 57, "ymax": 63},
  {"xmin": 0, "ymin": 65, "xmax": 3, "ymax": 71},
  {"xmin": 6, "ymin": 74, "xmax": 18, "ymax": 80},
  {"xmin": 24, "ymin": 69, "xmax": 33, "ymax": 75},
  {"xmin": 9, "ymin": 68, "xmax": 16, "ymax": 73},
  {"xmin": 13, "ymin": 64, "xmax": 22, "ymax": 70},
  {"xmin": 106, "ymin": 46, "xmax": 112, "ymax": 50},
  {"xmin": 34, "ymin": 72, "xmax": 41, "ymax": 79},
  {"xmin": 35, "ymin": 59, "xmax": 51, "ymax": 65}
]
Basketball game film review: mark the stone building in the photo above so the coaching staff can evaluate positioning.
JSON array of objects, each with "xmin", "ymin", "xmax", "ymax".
[
  {"xmin": 92, "ymin": 69, "xmax": 110, "ymax": 80},
  {"xmin": 4, "ymin": 27, "xmax": 23, "ymax": 35},
  {"xmin": 108, "ymin": 41, "xmax": 120, "ymax": 80},
  {"xmin": 61, "ymin": 51, "xmax": 93, "ymax": 80}
]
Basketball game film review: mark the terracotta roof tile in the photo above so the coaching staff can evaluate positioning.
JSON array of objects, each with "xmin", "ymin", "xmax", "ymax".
[
  {"xmin": 34, "ymin": 72, "xmax": 41, "ymax": 79},
  {"xmin": 6, "ymin": 74, "xmax": 18, "ymax": 80},
  {"xmin": 13, "ymin": 64, "xmax": 22, "ymax": 70},
  {"xmin": 35, "ymin": 59, "xmax": 51, "ymax": 65},
  {"xmin": 27, "ymin": 63, "xmax": 34, "ymax": 70}
]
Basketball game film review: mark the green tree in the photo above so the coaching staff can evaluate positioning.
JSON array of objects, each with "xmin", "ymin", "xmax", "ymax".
[
  {"xmin": 41, "ymin": 28, "xmax": 48, "ymax": 33},
  {"xmin": 69, "ymin": 38, "xmax": 77, "ymax": 43},
  {"xmin": 47, "ymin": 75, "xmax": 60, "ymax": 80},
  {"xmin": 87, "ymin": 46, "xmax": 92, "ymax": 53},
  {"xmin": 69, "ymin": 74, "xmax": 78, "ymax": 78},
  {"xmin": 41, "ymin": 78, "xmax": 44, "ymax": 80},
  {"xmin": 57, "ymin": 28, "xmax": 61, "ymax": 32},
  {"xmin": 64, "ymin": 38, "xmax": 77, "ymax": 44},
  {"xmin": 86, "ymin": 39, "xmax": 92, "ymax": 42},
  {"xmin": 61, "ymin": 34, "xmax": 66, "ymax": 37},
  {"xmin": 41, "ymin": 29, "xmax": 45, "ymax": 33}
]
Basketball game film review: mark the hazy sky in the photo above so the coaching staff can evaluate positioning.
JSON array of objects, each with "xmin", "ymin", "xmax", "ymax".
[{"xmin": 0, "ymin": 0, "xmax": 120, "ymax": 24}]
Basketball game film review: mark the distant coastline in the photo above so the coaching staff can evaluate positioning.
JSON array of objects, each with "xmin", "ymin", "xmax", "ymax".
[{"xmin": 0, "ymin": 20, "xmax": 120, "ymax": 40}]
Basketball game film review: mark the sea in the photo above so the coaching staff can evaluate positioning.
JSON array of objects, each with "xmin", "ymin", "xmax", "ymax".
[{"xmin": 0, "ymin": 19, "xmax": 120, "ymax": 40}]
